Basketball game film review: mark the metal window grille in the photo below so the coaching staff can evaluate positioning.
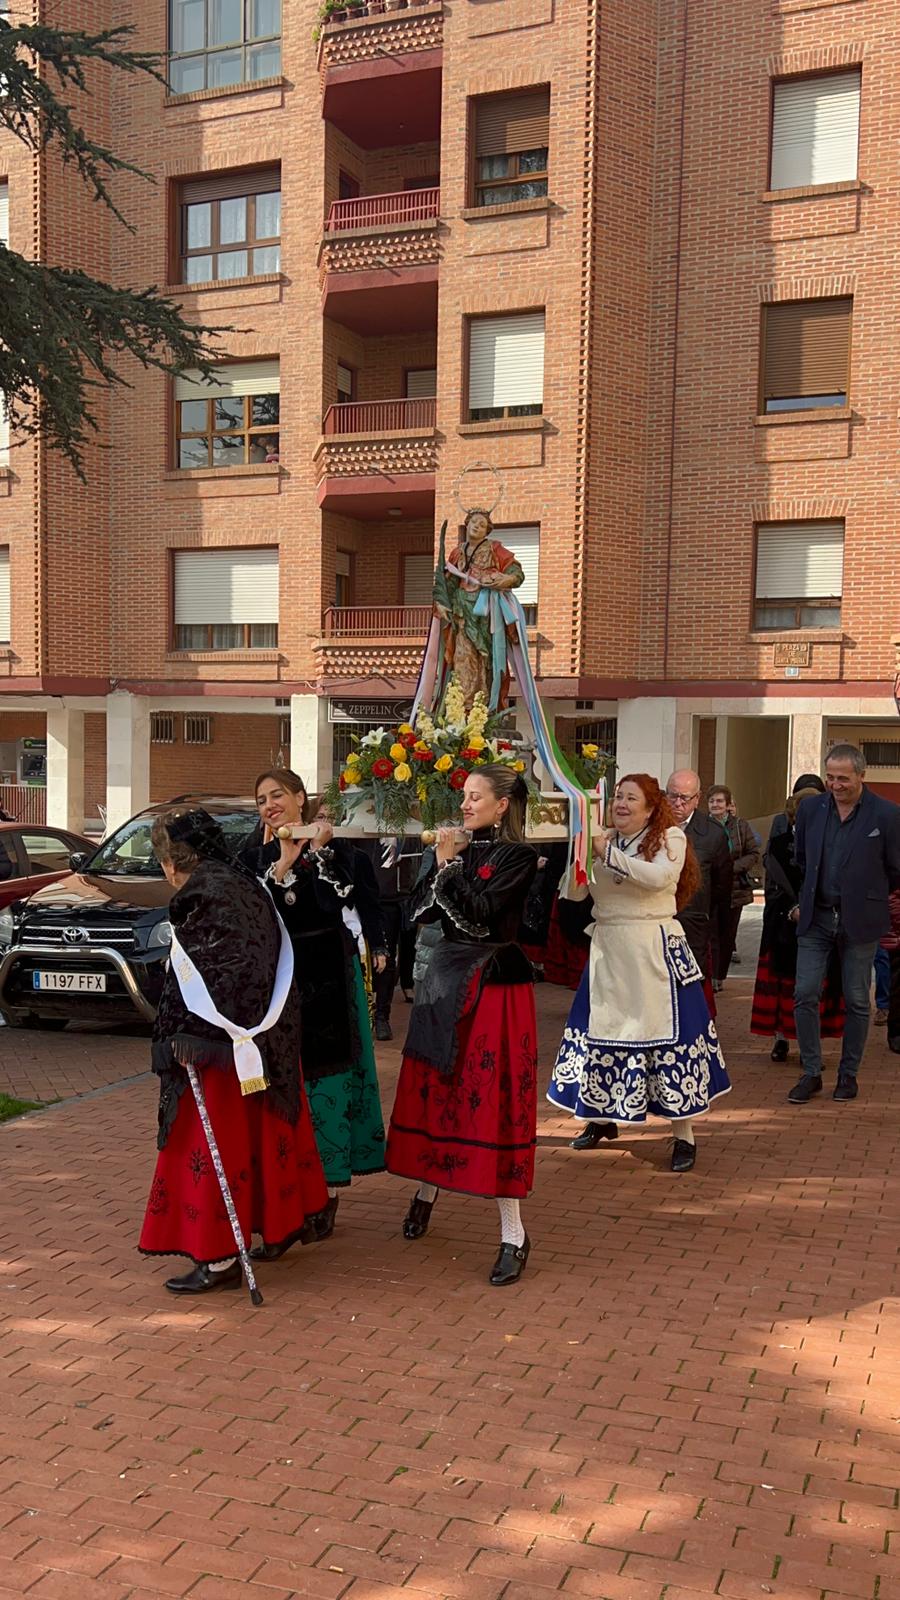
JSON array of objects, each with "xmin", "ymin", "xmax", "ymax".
[
  {"xmin": 184, "ymin": 714, "xmax": 212, "ymax": 746},
  {"xmin": 280, "ymin": 715, "xmax": 291, "ymax": 749},
  {"xmin": 151, "ymin": 713, "xmax": 177, "ymax": 745},
  {"xmin": 861, "ymin": 740, "xmax": 900, "ymax": 769},
  {"xmin": 560, "ymin": 718, "xmax": 618, "ymax": 761}
]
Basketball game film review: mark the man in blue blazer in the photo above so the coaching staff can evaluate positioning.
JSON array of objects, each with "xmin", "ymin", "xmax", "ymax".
[{"xmin": 789, "ymin": 744, "xmax": 900, "ymax": 1103}]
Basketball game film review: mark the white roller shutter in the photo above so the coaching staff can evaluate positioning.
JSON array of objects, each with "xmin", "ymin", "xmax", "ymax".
[
  {"xmin": 405, "ymin": 368, "xmax": 437, "ymax": 399},
  {"xmin": 174, "ymin": 548, "xmax": 279, "ymax": 625},
  {"xmin": 0, "ymin": 183, "xmax": 8, "ymax": 247},
  {"xmin": 771, "ymin": 71, "xmax": 860, "ymax": 189},
  {"xmin": 496, "ymin": 525, "xmax": 540, "ymax": 607},
  {"xmin": 469, "ymin": 313, "xmax": 545, "ymax": 412},
  {"xmin": 175, "ymin": 360, "xmax": 280, "ymax": 401},
  {"xmin": 0, "ymin": 548, "xmax": 9, "ymax": 643},
  {"xmin": 755, "ymin": 521, "xmax": 844, "ymax": 599},
  {"xmin": 403, "ymin": 552, "xmax": 434, "ymax": 606}
]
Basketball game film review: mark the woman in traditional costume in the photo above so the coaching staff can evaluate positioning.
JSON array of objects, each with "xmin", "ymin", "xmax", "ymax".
[
  {"xmin": 386, "ymin": 765, "xmax": 538, "ymax": 1286},
  {"xmin": 243, "ymin": 770, "xmax": 385, "ymax": 1244},
  {"xmin": 548, "ymin": 774, "xmax": 730, "ymax": 1172},
  {"xmin": 751, "ymin": 786, "xmax": 844, "ymax": 1061},
  {"xmin": 138, "ymin": 808, "xmax": 328, "ymax": 1294}
]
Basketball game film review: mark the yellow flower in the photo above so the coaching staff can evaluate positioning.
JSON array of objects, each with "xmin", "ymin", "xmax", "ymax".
[
  {"xmin": 467, "ymin": 734, "xmax": 486, "ymax": 751},
  {"xmin": 582, "ymin": 743, "xmax": 599, "ymax": 759},
  {"xmin": 393, "ymin": 762, "xmax": 412, "ymax": 783},
  {"xmin": 390, "ymin": 742, "xmax": 406, "ymax": 763},
  {"xmin": 512, "ymin": 760, "xmax": 526, "ymax": 773},
  {"xmin": 342, "ymin": 769, "xmax": 358, "ymax": 786},
  {"xmin": 416, "ymin": 781, "xmax": 427, "ymax": 802},
  {"xmin": 414, "ymin": 739, "xmax": 428, "ymax": 751},
  {"xmin": 435, "ymin": 754, "xmax": 453, "ymax": 773},
  {"xmin": 345, "ymin": 751, "xmax": 361, "ymax": 766},
  {"xmin": 398, "ymin": 722, "xmax": 414, "ymax": 736}
]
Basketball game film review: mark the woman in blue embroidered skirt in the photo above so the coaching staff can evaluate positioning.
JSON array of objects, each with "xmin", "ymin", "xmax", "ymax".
[{"xmin": 548, "ymin": 774, "xmax": 730, "ymax": 1172}]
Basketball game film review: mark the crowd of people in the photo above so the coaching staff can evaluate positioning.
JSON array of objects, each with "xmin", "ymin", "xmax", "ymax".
[{"xmin": 138, "ymin": 741, "xmax": 900, "ymax": 1297}]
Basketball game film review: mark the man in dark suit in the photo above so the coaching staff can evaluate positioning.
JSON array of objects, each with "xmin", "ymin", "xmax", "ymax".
[
  {"xmin": 789, "ymin": 743, "xmax": 900, "ymax": 1104},
  {"xmin": 665, "ymin": 769, "xmax": 733, "ymax": 983}
]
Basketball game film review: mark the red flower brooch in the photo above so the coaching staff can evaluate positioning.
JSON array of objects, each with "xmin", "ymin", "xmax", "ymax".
[{"xmin": 477, "ymin": 864, "xmax": 495, "ymax": 880}]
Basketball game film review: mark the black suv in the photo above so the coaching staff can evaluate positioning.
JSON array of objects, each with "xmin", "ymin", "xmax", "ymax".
[{"xmin": 0, "ymin": 797, "xmax": 257, "ymax": 1029}]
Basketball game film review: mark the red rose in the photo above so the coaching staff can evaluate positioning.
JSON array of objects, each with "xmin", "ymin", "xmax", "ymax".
[
  {"xmin": 372, "ymin": 758, "xmax": 393, "ymax": 778},
  {"xmin": 477, "ymin": 864, "xmax": 495, "ymax": 880},
  {"xmin": 401, "ymin": 731, "xmax": 417, "ymax": 749},
  {"xmin": 460, "ymin": 747, "xmax": 479, "ymax": 761},
  {"xmin": 413, "ymin": 748, "xmax": 435, "ymax": 762},
  {"xmin": 449, "ymin": 768, "xmax": 467, "ymax": 789}
]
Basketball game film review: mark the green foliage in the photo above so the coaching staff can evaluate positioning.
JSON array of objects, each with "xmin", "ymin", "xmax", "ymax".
[
  {"xmin": 0, "ymin": 1093, "xmax": 42, "ymax": 1123},
  {"xmin": 0, "ymin": 20, "xmax": 223, "ymax": 477}
]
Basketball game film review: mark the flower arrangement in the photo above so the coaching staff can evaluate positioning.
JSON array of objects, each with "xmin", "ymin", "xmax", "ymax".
[
  {"xmin": 568, "ymin": 741, "xmax": 616, "ymax": 795},
  {"xmin": 323, "ymin": 680, "xmax": 534, "ymax": 835}
]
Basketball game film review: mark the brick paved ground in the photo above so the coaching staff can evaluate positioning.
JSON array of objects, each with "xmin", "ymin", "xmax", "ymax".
[{"xmin": 0, "ymin": 960, "xmax": 899, "ymax": 1600}]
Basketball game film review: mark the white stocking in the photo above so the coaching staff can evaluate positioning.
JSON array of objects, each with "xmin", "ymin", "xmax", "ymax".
[
  {"xmin": 209, "ymin": 1257, "xmax": 237, "ymax": 1271},
  {"xmin": 327, "ymin": 1186, "xmax": 338, "ymax": 1199},
  {"xmin": 675, "ymin": 1118, "xmax": 695, "ymax": 1146},
  {"xmin": 416, "ymin": 1182, "xmax": 438, "ymax": 1203},
  {"xmin": 497, "ymin": 1197, "xmax": 525, "ymax": 1247}
]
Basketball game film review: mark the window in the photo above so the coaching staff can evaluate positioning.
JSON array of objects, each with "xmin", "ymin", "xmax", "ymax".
[
  {"xmin": 405, "ymin": 369, "xmax": 437, "ymax": 399},
  {"xmin": 184, "ymin": 715, "xmax": 212, "ymax": 746},
  {"xmin": 279, "ymin": 714, "xmax": 291, "ymax": 750},
  {"xmin": 560, "ymin": 719, "xmax": 618, "ymax": 763},
  {"xmin": 173, "ymin": 546, "xmax": 279, "ymax": 650},
  {"xmin": 175, "ymin": 360, "xmax": 279, "ymax": 468},
  {"xmin": 179, "ymin": 170, "xmax": 280, "ymax": 283},
  {"xmin": 760, "ymin": 298, "xmax": 851, "ymax": 413},
  {"xmin": 472, "ymin": 87, "xmax": 550, "ymax": 207},
  {"xmin": 861, "ymin": 740, "xmax": 900, "ymax": 769},
  {"xmin": 754, "ymin": 520, "xmax": 844, "ymax": 630},
  {"xmin": 151, "ymin": 713, "xmax": 177, "ymax": 745},
  {"xmin": 335, "ymin": 549, "xmax": 352, "ymax": 608},
  {"xmin": 169, "ymin": 0, "xmax": 281, "ymax": 95},
  {"xmin": 403, "ymin": 552, "xmax": 434, "ymax": 607},
  {"xmin": 21, "ymin": 833, "xmax": 73, "ymax": 875},
  {"xmin": 338, "ymin": 170, "xmax": 360, "ymax": 201},
  {"xmin": 468, "ymin": 312, "xmax": 545, "ymax": 422},
  {"xmin": 496, "ymin": 524, "xmax": 540, "ymax": 625},
  {"xmin": 770, "ymin": 70, "xmax": 860, "ymax": 190},
  {"xmin": 337, "ymin": 364, "xmax": 355, "ymax": 405},
  {"xmin": 0, "ymin": 547, "xmax": 9, "ymax": 644}
]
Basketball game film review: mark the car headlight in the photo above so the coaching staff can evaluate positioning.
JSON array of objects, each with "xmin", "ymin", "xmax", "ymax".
[
  {"xmin": 147, "ymin": 920, "xmax": 173, "ymax": 950},
  {"xmin": 0, "ymin": 908, "xmax": 14, "ymax": 948}
]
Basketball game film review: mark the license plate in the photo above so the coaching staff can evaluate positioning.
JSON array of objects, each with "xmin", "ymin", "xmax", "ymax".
[{"xmin": 32, "ymin": 972, "xmax": 107, "ymax": 992}]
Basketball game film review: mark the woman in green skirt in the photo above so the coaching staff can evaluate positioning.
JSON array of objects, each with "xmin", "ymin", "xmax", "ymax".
[{"xmin": 241, "ymin": 769, "xmax": 385, "ymax": 1247}]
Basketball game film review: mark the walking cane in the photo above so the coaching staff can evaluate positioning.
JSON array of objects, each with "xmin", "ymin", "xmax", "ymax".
[{"xmin": 185, "ymin": 1063, "xmax": 263, "ymax": 1307}]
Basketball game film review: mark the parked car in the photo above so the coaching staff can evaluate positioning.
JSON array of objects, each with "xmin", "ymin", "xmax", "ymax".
[
  {"xmin": 0, "ymin": 822, "xmax": 94, "ymax": 911},
  {"xmin": 0, "ymin": 797, "xmax": 258, "ymax": 1030}
]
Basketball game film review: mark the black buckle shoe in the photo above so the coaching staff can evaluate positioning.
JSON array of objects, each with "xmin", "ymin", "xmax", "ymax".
[
  {"xmin": 570, "ymin": 1122, "xmax": 618, "ymax": 1150},
  {"xmin": 490, "ymin": 1233, "xmax": 531, "ymax": 1286},
  {"xmin": 311, "ymin": 1195, "xmax": 339, "ymax": 1240},
  {"xmin": 375, "ymin": 1016, "xmax": 393, "ymax": 1042},
  {"xmin": 788, "ymin": 1074, "xmax": 822, "ymax": 1103},
  {"xmin": 833, "ymin": 1074, "xmax": 858, "ymax": 1101},
  {"xmin": 770, "ymin": 1039, "xmax": 789, "ymax": 1062},
  {"xmin": 670, "ymin": 1137, "xmax": 696, "ymax": 1173},
  {"xmin": 250, "ymin": 1223, "xmax": 310, "ymax": 1261},
  {"xmin": 164, "ymin": 1261, "xmax": 242, "ymax": 1295},
  {"xmin": 402, "ymin": 1194, "xmax": 435, "ymax": 1240}
]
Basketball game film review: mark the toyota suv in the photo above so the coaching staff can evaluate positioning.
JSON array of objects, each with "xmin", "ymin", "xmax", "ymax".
[{"xmin": 0, "ymin": 797, "xmax": 257, "ymax": 1030}]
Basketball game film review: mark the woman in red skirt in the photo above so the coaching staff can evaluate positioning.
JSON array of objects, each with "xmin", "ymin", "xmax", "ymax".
[
  {"xmin": 139, "ymin": 808, "xmax": 327, "ymax": 1293},
  {"xmin": 387, "ymin": 766, "xmax": 538, "ymax": 1286}
]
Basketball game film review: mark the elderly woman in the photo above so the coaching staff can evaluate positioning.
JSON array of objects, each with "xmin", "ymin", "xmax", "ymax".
[
  {"xmin": 138, "ymin": 808, "xmax": 327, "ymax": 1294},
  {"xmin": 548, "ymin": 774, "xmax": 731, "ymax": 1171}
]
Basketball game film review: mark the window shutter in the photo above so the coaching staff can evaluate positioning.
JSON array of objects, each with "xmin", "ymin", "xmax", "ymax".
[
  {"xmin": 762, "ymin": 299, "xmax": 851, "ymax": 401},
  {"xmin": 335, "ymin": 549, "xmax": 351, "ymax": 577},
  {"xmin": 469, "ymin": 313, "xmax": 545, "ymax": 411},
  {"xmin": 337, "ymin": 364, "xmax": 354, "ymax": 401},
  {"xmin": 0, "ymin": 182, "xmax": 8, "ymax": 247},
  {"xmin": 0, "ymin": 548, "xmax": 9, "ymax": 642},
  {"xmin": 475, "ymin": 87, "xmax": 550, "ymax": 157},
  {"xmin": 771, "ymin": 71, "xmax": 860, "ymax": 190},
  {"xmin": 405, "ymin": 368, "xmax": 437, "ymax": 399},
  {"xmin": 403, "ymin": 553, "xmax": 434, "ymax": 606},
  {"xmin": 174, "ymin": 548, "xmax": 279, "ymax": 625},
  {"xmin": 181, "ymin": 168, "xmax": 280, "ymax": 204},
  {"xmin": 755, "ymin": 521, "xmax": 844, "ymax": 599},
  {"xmin": 495, "ymin": 526, "xmax": 540, "ymax": 607},
  {"xmin": 175, "ymin": 360, "xmax": 280, "ymax": 401}
]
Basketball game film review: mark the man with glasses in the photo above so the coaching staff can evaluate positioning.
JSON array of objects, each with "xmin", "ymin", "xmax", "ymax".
[{"xmin": 665, "ymin": 770, "xmax": 732, "ymax": 991}]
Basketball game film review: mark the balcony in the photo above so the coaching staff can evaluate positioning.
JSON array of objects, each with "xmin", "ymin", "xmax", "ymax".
[
  {"xmin": 315, "ymin": 398, "xmax": 438, "ymax": 520},
  {"xmin": 320, "ymin": 3, "xmax": 443, "ymax": 149},
  {"xmin": 316, "ymin": 605, "xmax": 432, "ymax": 681},
  {"xmin": 320, "ymin": 188, "xmax": 440, "ymax": 333}
]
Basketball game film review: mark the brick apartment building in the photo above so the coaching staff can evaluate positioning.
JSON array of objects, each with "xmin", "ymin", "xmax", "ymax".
[{"xmin": 0, "ymin": 0, "xmax": 898, "ymax": 836}]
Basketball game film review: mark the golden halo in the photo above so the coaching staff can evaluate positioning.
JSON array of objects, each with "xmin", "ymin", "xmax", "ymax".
[{"xmin": 453, "ymin": 461, "xmax": 505, "ymax": 520}]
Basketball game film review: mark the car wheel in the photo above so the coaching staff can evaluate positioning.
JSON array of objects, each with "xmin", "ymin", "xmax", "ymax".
[{"xmin": 18, "ymin": 1014, "xmax": 68, "ymax": 1031}]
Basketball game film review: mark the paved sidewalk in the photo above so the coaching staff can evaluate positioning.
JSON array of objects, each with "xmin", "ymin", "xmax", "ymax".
[{"xmin": 0, "ymin": 981, "xmax": 899, "ymax": 1600}]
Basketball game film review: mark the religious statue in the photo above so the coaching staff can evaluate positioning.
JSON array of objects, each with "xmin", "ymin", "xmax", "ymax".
[{"xmin": 432, "ymin": 508, "xmax": 524, "ymax": 712}]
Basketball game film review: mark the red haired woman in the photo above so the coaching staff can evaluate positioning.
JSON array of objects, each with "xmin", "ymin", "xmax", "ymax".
[{"xmin": 548, "ymin": 774, "xmax": 730, "ymax": 1171}]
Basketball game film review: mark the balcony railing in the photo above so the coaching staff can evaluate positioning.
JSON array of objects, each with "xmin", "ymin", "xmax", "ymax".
[
  {"xmin": 323, "ymin": 605, "xmax": 432, "ymax": 639},
  {"xmin": 325, "ymin": 187, "xmax": 439, "ymax": 234},
  {"xmin": 323, "ymin": 398, "xmax": 436, "ymax": 436}
]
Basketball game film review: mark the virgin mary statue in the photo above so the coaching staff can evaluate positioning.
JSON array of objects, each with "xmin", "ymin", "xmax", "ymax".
[{"xmin": 432, "ymin": 510, "xmax": 525, "ymax": 712}]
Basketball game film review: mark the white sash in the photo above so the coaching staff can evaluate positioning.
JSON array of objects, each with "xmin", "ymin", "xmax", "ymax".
[{"xmin": 169, "ymin": 915, "xmax": 294, "ymax": 1097}]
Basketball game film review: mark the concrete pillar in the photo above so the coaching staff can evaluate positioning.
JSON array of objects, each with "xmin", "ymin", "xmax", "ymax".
[
  {"xmin": 106, "ymin": 692, "xmax": 150, "ymax": 833},
  {"xmin": 46, "ymin": 706, "xmax": 85, "ymax": 832},
  {"xmin": 788, "ymin": 712, "xmax": 825, "ymax": 788},
  {"xmin": 713, "ymin": 715, "xmax": 730, "ymax": 784},
  {"xmin": 616, "ymin": 697, "xmax": 678, "ymax": 782},
  {"xmin": 290, "ymin": 693, "xmax": 331, "ymax": 794}
]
